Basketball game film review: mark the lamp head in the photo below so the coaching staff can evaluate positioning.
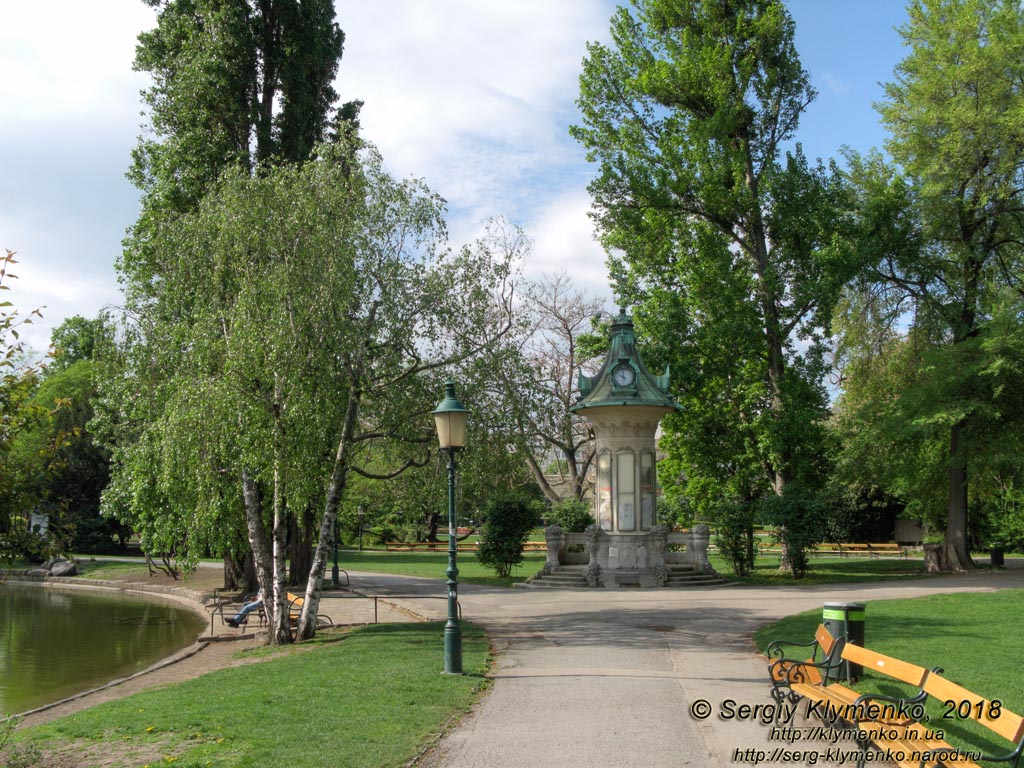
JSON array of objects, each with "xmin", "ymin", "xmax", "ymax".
[{"xmin": 432, "ymin": 380, "xmax": 468, "ymax": 451}]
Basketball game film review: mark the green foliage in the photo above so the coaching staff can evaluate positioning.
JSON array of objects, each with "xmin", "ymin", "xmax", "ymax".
[
  {"xmin": 572, "ymin": 0, "xmax": 855, "ymax": 532},
  {"xmin": 712, "ymin": 500, "xmax": 756, "ymax": 577},
  {"xmin": 547, "ymin": 497, "xmax": 594, "ymax": 533},
  {"xmin": 654, "ymin": 492, "xmax": 692, "ymax": 529},
  {"xmin": 838, "ymin": 0, "xmax": 1024, "ymax": 569},
  {"xmin": 975, "ymin": 482, "xmax": 1024, "ymax": 553},
  {"xmin": 129, "ymin": 0, "xmax": 357, "ymax": 218},
  {"xmin": 476, "ymin": 494, "xmax": 539, "ymax": 578},
  {"xmin": 0, "ymin": 714, "xmax": 41, "ymax": 768},
  {"xmin": 819, "ymin": 484, "xmax": 903, "ymax": 545},
  {"xmin": 0, "ymin": 249, "xmax": 60, "ymax": 557},
  {"xmin": 8, "ymin": 360, "xmax": 120, "ymax": 555},
  {"xmin": 47, "ymin": 315, "xmax": 112, "ymax": 375},
  {"xmin": 762, "ymin": 483, "xmax": 826, "ymax": 579}
]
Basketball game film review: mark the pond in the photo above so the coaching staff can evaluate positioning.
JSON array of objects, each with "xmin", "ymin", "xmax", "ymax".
[{"xmin": 0, "ymin": 581, "xmax": 206, "ymax": 715}]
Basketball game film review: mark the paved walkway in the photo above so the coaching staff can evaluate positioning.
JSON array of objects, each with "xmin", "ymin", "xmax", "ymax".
[{"xmin": 337, "ymin": 560, "xmax": 1024, "ymax": 768}]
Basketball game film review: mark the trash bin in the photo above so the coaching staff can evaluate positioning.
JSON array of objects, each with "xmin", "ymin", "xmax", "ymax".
[
  {"xmin": 823, "ymin": 602, "xmax": 866, "ymax": 682},
  {"xmin": 991, "ymin": 545, "xmax": 1005, "ymax": 567}
]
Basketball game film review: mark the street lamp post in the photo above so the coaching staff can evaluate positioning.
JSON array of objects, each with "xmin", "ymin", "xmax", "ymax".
[{"xmin": 432, "ymin": 380, "xmax": 468, "ymax": 675}]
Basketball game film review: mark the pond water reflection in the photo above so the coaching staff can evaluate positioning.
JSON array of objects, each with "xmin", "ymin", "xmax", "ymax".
[{"xmin": 0, "ymin": 581, "xmax": 205, "ymax": 714}]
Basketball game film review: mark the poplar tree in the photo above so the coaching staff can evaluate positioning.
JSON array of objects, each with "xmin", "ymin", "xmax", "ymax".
[{"xmin": 572, "ymin": 0, "xmax": 856, "ymax": 570}]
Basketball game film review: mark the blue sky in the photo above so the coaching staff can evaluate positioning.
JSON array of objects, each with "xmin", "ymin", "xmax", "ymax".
[{"xmin": 1, "ymin": 1, "xmax": 910, "ymax": 354}]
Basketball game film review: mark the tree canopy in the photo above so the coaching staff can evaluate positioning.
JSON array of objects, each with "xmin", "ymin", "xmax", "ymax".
[{"xmin": 572, "ymin": 0, "xmax": 858, "ymax": 570}]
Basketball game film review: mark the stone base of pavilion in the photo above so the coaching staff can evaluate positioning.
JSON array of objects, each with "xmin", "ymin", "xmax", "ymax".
[{"xmin": 536, "ymin": 523, "xmax": 719, "ymax": 589}]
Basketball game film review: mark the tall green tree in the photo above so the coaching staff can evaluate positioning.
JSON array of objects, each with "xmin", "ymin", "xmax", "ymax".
[
  {"xmin": 108, "ymin": 0, "xmax": 360, "ymax": 600},
  {"xmin": 843, "ymin": 0, "xmax": 1024, "ymax": 570},
  {"xmin": 100, "ymin": 141, "xmax": 516, "ymax": 642},
  {"xmin": 47, "ymin": 315, "xmax": 113, "ymax": 375},
  {"xmin": 571, "ymin": 0, "xmax": 856, "ymax": 570},
  {"xmin": 0, "ymin": 250, "xmax": 49, "ymax": 542}
]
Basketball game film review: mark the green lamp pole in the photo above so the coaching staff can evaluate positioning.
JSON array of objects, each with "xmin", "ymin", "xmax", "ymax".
[{"xmin": 432, "ymin": 380, "xmax": 468, "ymax": 675}]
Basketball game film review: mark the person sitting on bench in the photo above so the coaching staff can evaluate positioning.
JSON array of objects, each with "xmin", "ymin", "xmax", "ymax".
[{"xmin": 226, "ymin": 589, "xmax": 263, "ymax": 627}]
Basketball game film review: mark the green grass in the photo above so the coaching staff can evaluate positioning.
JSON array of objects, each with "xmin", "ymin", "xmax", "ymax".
[
  {"xmin": 14, "ymin": 622, "xmax": 490, "ymax": 768},
  {"xmin": 707, "ymin": 553, "xmax": 931, "ymax": 585},
  {"xmin": 336, "ymin": 550, "xmax": 547, "ymax": 587},
  {"xmin": 755, "ymin": 589, "xmax": 1024, "ymax": 757}
]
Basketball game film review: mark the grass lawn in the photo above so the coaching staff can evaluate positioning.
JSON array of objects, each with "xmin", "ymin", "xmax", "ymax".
[
  {"xmin": 754, "ymin": 589, "xmax": 1024, "ymax": 757},
  {"xmin": 11, "ymin": 622, "xmax": 490, "ymax": 768},
  {"xmin": 331, "ymin": 550, "xmax": 547, "ymax": 587},
  {"xmin": 709, "ymin": 553, "xmax": 931, "ymax": 586},
  {"xmin": 73, "ymin": 551, "xmax": 549, "ymax": 589}
]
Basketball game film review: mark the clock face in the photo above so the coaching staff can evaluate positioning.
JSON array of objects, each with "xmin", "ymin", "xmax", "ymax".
[{"xmin": 612, "ymin": 365, "xmax": 635, "ymax": 387}]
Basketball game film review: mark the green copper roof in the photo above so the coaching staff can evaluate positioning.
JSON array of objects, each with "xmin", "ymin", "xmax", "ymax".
[{"xmin": 570, "ymin": 308, "xmax": 680, "ymax": 414}]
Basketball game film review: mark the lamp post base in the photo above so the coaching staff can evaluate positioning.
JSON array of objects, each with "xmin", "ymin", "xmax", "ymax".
[{"xmin": 444, "ymin": 620, "xmax": 463, "ymax": 675}]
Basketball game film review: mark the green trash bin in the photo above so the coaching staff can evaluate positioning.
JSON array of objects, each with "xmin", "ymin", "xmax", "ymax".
[
  {"xmin": 823, "ymin": 602, "xmax": 866, "ymax": 682},
  {"xmin": 991, "ymin": 545, "xmax": 1005, "ymax": 567}
]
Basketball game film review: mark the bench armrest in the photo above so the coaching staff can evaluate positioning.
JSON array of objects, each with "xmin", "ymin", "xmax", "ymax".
[
  {"xmin": 766, "ymin": 638, "xmax": 818, "ymax": 661},
  {"xmin": 771, "ymin": 655, "xmax": 843, "ymax": 684}
]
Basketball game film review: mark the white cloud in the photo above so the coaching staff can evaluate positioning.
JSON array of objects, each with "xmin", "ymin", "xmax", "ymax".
[
  {"xmin": 0, "ymin": 2, "xmax": 155, "ymax": 125},
  {"xmin": 525, "ymin": 189, "xmax": 611, "ymax": 302},
  {"xmin": 2, "ymin": 0, "xmax": 620, "ymax": 351},
  {"xmin": 820, "ymin": 72, "xmax": 850, "ymax": 96}
]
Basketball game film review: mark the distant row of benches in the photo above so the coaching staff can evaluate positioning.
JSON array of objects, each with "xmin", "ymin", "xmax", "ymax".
[
  {"xmin": 385, "ymin": 540, "xmax": 547, "ymax": 553},
  {"xmin": 756, "ymin": 541, "xmax": 909, "ymax": 558}
]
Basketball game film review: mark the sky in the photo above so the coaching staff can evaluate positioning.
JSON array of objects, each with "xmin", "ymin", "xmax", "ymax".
[{"xmin": 0, "ymin": 1, "xmax": 911, "ymax": 355}]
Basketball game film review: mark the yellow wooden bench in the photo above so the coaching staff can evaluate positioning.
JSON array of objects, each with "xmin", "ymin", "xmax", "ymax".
[
  {"xmin": 789, "ymin": 642, "xmax": 932, "ymax": 730},
  {"xmin": 852, "ymin": 672, "xmax": 1024, "ymax": 768}
]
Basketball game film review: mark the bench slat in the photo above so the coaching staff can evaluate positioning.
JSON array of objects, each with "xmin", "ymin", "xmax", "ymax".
[
  {"xmin": 923, "ymin": 674, "xmax": 1024, "ymax": 744},
  {"xmin": 840, "ymin": 643, "xmax": 929, "ymax": 688}
]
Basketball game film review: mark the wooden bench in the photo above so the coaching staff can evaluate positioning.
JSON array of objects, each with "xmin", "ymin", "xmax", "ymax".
[
  {"xmin": 774, "ymin": 636, "xmax": 1023, "ymax": 768},
  {"xmin": 837, "ymin": 543, "xmax": 874, "ymax": 557},
  {"xmin": 386, "ymin": 541, "xmax": 446, "ymax": 551},
  {"xmin": 865, "ymin": 542, "xmax": 908, "ymax": 558},
  {"xmin": 836, "ymin": 542, "xmax": 908, "ymax": 558},
  {"xmin": 851, "ymin": 671, "xmax": 1024, "ymax": 768},
  {"xmin": 786, "ymin": 642, "xmax": 933, "ymax": 731},
  {"xmin": 207, "ymin": 589, "xmax": 266, "ymax": 631},
  {"xmin": 386, "ymin": 540, "xmax": 546, "ymax": 552}
]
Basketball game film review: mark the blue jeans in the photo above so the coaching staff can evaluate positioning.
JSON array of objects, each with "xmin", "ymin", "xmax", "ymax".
[{"xmin": 231, "ymin": 598, "xmax": 263, "ymax": 624}]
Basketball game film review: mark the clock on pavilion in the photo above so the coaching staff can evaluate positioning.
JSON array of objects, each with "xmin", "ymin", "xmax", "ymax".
[{"xmin": 571, "ymin": 308, "xmax": 680, "ymax": 534}]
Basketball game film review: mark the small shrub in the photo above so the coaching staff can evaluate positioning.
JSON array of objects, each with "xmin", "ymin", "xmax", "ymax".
[
  {"xmin": 713, "ymin": 500, "xmax": 755, "ymax": 576},
  {"xmin": 763, "ymin": 484, "xmax": 825, "ymax": 579},
  {"xmin": 476, "ymin": 495, "xmax": 538, "ymax": 578},
  {"xmin": 547, "ymin": 498, "xmax": 594, "ymax": 533}
]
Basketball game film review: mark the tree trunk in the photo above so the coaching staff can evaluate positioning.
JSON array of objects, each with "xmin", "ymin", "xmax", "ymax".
[
  {"xmin": 923, "ymin": 543, "xmax": 945, "ymax": 573},
  {"xmin": 287, "ymin": 508, "xmax": 315, "ymax": 586},
  {"xmin": 425, "ymin": 512, "xmax": 441, "ymax": 542},
  {"xmin": 222, "ymin": 551, "xmax": 257, "ymax": 593},
  {"xmin": 269, "ymin": 388, "xmax": 293, "ymax": 644},
  {"xmin": 241, "ymin": 469, "xmax": 275, "ymax": 628},
  {"xmin": 296, "ymin": 384, "xmax": 362, "ymax": 640},
  {"xmin": 943, "ymin": 419, "xmax": 974, "ymax": 571}
]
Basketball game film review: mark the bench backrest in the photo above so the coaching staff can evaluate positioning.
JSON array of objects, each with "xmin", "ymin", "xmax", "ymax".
[
  {"xmin": 923, "ymin": 674, "xmax": 1024, "ymax": 745},
  {"xmin": 840, "ymin": 643, "xmax": 929, "ymax": 687}
]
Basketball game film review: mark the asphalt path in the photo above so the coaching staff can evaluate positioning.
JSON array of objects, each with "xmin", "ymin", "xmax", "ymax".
[{"xmin": 343, "ymin": 561, "xmax": 1024, "ymax": 768}]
